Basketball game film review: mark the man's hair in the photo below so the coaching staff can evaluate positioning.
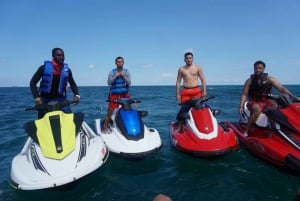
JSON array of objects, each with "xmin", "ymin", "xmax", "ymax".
[
  {"xmin": 115, "ymin": 56, "xmax": 124, "ymax": 62},
  {"xmin": 52, "ymin": 48, "xmax": 64, "ymax": 57},
  {"xmin": 254, "ymin": 60, "xmax": 266, "ymax": 68},
  {"xmin": 184, "ymin": 52, "xmax": 193, "ymax": 58}
]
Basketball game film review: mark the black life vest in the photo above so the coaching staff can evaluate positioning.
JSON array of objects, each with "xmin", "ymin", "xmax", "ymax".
[{"xmin": 248, "ymin": 73, "xmax": 272, "ymax": 99}]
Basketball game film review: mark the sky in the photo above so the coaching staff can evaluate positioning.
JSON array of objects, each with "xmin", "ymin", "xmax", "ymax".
[{"xmin": 0, "ymin": 0, "xmax": 299, "ymax": 87}]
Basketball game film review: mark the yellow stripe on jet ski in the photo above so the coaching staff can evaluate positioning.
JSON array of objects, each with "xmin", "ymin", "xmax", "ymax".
[{"xmin": 35, "ymin": 111, "xmax": 76, "ymax": 160}]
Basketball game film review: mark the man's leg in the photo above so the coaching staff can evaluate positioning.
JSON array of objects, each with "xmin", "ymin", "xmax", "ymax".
[
  {"xmin": 176, "ymin": 104, "xmax": 190, "ymax": 133},
  {"xmin": 103, "ymin": 108, "xmax": 114, "ymax": 133},
  {"xmin": 244, "ymin": 104, "xmax": 261, "ymax": 135},
  {"xmin": 176, "ymin": 87, "xmax": 202, "ymax": 133},
  {"xmin": 177, "ymin": 121, "xmax": 184, "ymax": 133}
]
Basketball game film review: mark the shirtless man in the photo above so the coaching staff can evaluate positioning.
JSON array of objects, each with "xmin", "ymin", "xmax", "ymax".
[{"xmin": 175, "ymin": 52, "xmax": 207, "ymax": 132}]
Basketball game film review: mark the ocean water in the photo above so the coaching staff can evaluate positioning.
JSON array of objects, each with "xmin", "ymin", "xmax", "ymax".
[{"xmin": 0, "ymin": 85, "xmax": 299, "ymax": 201}]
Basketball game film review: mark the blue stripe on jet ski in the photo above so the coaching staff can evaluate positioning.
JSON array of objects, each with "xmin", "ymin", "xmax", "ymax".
[
  {"xmin": 77, "ymin": 128, "xmax": 87, "ymax": 162},
  {"xmin": 31, "ymin": 143, "xmax": 50, "ymax": 175}
]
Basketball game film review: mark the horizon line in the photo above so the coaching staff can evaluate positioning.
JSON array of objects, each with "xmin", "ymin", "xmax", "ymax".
[{"xmin": 2, "ymin": 83, "xmax": 299, "ymax": 88}]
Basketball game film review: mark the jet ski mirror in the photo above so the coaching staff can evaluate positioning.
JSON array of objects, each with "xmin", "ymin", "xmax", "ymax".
[{"xmin": 138, "ymin": 110, "xmax": 148, "ymax": 118}]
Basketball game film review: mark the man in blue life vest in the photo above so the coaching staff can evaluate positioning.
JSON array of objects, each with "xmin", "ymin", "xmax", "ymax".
[
  {"xmin": 239, "ymin": 60, "xmax": 300, "ymax": 136},
  {"xmin": 30, "ymin": 48, "xmax": 80, "ymax": 118},
  {"xmin": 103, "ymin": 56, "xmax": 131, "ymax": 133}
]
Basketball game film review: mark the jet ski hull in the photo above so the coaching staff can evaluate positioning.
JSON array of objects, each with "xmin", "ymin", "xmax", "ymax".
[
  {"xmin": 225, "ymin": 121, "xmax": 300, "ymax": 172},
  {"xmin": 95, "ymin": 119, "xmax": 162, "ymax": 160},
  {"xmin": 169, "ymin": 97, "xmax": 239, "ymax": 158},
  {"xmin": 9, "ymin": 122, "xmax": 109, "ymax": 190},
  {"xmin": 169, "ymin": 121, "xmax": 239, "ymax": 158}
]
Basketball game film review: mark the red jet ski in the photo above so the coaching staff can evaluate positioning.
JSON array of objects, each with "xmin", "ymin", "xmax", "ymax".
[
  {"xmin": 169, "ymin": 96, "xmax": 239, "ymax": 158},
  {"xmin": 224, "ymin": 93, "xmax": 300, "ymax": 173}
]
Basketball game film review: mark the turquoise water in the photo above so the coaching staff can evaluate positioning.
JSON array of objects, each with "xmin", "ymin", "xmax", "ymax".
[{"xmin": 0, "ymin": 85, "xmax": 299, "ymax": 201}]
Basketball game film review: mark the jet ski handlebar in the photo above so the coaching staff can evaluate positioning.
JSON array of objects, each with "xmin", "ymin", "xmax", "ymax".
[
  {"xmin": 262, "ymin": 93, "xmax": 281, "ymax": 100},
  {"xmin": 106, "ymin": 98, "xmax": 141, "ymax": 105},
  {"xmin": 262, "ymin": 93, "xmax": 297, "ymax": 107},
  {"xmin": 25, "ymin": 100, "xmax": 76, "ymax": 112},
  {"xmin": 181, "ymin": 96, "xmax": 215, "ymax": 106},
  {"xmin": 106, "ymin": 98, "xmax": 141, "ymax": 110}
]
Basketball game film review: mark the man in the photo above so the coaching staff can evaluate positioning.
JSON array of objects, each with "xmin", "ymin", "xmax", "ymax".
[
  {"xmin": 103, "ymin": 56, "xmax": 131, "ymax": 133},
  {"xmin": 153, "ymin": 194, "xmax": 173, "ymax": 201},
  {"xmin": 30, "ymin": 48, "xmax": 80, "ymax": 118},
  {"xmin": 239, "ymin": 60, "xmax": 300, "ymax": 136},
  {"xmin": 175, "ymin": 52, "xmax": 207, "ymax": 133}
]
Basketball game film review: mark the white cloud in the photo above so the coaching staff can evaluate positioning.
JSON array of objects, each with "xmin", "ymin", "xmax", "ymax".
[
  {"xmin": 88, "ymin": 64, "xmax": 95, "ymax": 69},
  {"xmin": 142, "ymin": 64, "xmax": 153, "ymax": 68}
]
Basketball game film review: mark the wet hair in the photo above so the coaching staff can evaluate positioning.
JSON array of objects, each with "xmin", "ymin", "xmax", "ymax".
[
  {"xmin": 254, "ymin": 60, "xmax": 266, "ymax": 68},
  {"xmin": 115, "ymin": 56, "xmax": 124, "ymax": 62},
  {"xmin": 52, "ymin": 48, "xmax": 64, "ymax": 57},
  {"xmin": 184, "ymin": 52, "xmax": 193, "ymax": 58}
]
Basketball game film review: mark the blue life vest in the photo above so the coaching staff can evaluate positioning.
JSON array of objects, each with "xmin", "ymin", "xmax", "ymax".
[
  {"xmin": 110, "ymin": 68, "xmax": 129, "ymax": 94},
  {"xmin": 40, "ymin": 61, "xmax": 69, "ymax": 95}
]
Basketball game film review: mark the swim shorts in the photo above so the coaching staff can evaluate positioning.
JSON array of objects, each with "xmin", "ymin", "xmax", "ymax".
[
  {"xmin": 247, "ymin": 99, "xmax": 275, "ymax": 111},
  {"xmin": 181, "ymin": 87, "xmax": 202, "ymax": 103},
  {"xmin": 108, "ymin": 93, "xmax": 131, "ymax": 109}
]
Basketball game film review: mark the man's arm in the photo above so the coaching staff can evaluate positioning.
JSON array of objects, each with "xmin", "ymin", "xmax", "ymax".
[
  {"xmin": 68, "ymin": 69, "xmax": 79, "ymax": 96},
  {"xmin": 239, "ymin": 78, "xmax": 250, "ymax": 114},
  {"xmin": 269, "ymin": 76, "xmax": 300, "ymax": 101},
  {"xmin": 107, "ymin": 70, "xmax": 115, "ymax": 85},
  {"xmin": 269, "ymin": 76, "xmax": 292, "ymax": 95},
  {"xmin": 30, "ymin": 66, "xmax": 44, "ymax": 99},
  {"xmin": 176, "ymin": 68, "xmax": 182, "ymax": 102},
  {"xmin": 123, "ymin": 70, "xmax": 131, "ymax": 86},
  {"xmin": 198, "ymin": 66, "xmax": 207, "ymax": 97}
]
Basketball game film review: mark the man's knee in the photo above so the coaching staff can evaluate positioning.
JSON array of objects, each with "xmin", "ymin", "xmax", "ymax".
[
  {"xmin": 176, "ymin": 110, "xmax": 189, "ymax": 121},
  {"xmin": 251, "ymin": 103, "xmax": 262, "ymax": 112}
]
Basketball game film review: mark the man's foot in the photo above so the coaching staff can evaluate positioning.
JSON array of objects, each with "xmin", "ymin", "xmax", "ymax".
[
  {"xmin": 102, "ymin": 125, "xmax": 112, "ymax": 134},
  {"xmin": 174, "ymin": 121, "xmax": 185, "ymax": 133},
  {"xmin": 173, "ymin": 122, "xmax": 179, "ymax": 128},
  {"xmin": 103, "ymin": 128, "xmax": 111, "ymax": 134},
  {"xmin": 177, "ymin": 126, "xmax": 184, "ymax": 133}
]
